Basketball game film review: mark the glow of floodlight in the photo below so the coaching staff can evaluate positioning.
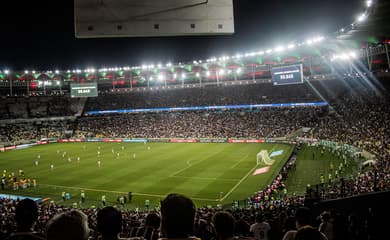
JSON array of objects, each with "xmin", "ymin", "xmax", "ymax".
[
  {"xmin": 275, "ymin": 46, "xmax": 284, "ymax": 52},
  {"xmin": 307, "ymin": 39, "xmax": 313, "ymax": 45},
  {"xmin": 199, "ymin": 60, "xmax": 202, "ymax": 63},
  {"xmin": 236, "ymin": 68, "xmax": 242, "ymax": 74},
  {"xmin": 24, "ymin": 70, "xmax": 29, "ymax": 74},
  {"xmin": 340, "ymin": 28, "xmax": 345, "ymax": 32},
  {"xmin": 287, "ymin": 44, "xmax": 295, "ymax": 49},
  {"xmin": 266, "ymin": 49, "xmax": 273, "ymax": 54},
  {"xmin": 219, "ymin": 69, "xmax": 225, "ymax": 75},
  {"xmin": 142, "ymin": 65, "xmax": 147, "ymax": 70},
  {"xmin": 357, "ymin": 13, "xmax": 367, "ymax": 22},
  {"xmin": 149, "ymin": 76, "xmax": 153, "ymax": 81},
  {"xmin": 4, "ymin": 70, "xmax": 10, "ymax": 74},
  {"xmin": 181, "ymin": 73, "xmax": 186, "ymax": 79},
  {"xmin": 257, "ymin": 51, "xmax": 265, "ymax": 55},
  {"xmin": 206, "ymin": 71, "xmax": 210, "ymax": 77},
  {"xmin": 157, "ymin": 74, "xmax": 164, "ymax": 81},
  {"xmin": 367, "ymin": 0, "xmax": 372, "ymax": 7},
  {"xmin": 166, "ymin": 62, "xmax": 172, "ymax": 67},
  {"xmin": 173, "ymin": 73, "xmax": 177, "ymax": 79},
  {"xmin": 348, "ymin": 52, "xmax": 357, "ymax": 58},
  {"xmin": 235, "ymin": 54, "xmax": 242, "ymax": 59},
  {"xmin": 227, "ymin": 69, "xmax": 232, "ymax": 74},
  {"xmin": 196, "ymin": 72, "xmax": 200, "ymax": 77},
  {"xmin": 157, "ymin": 63, "xmax": 162, "ymax": 68}
]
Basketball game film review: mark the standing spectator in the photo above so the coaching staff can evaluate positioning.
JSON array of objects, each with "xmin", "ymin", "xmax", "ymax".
[
  {"xmin": 318, "ymin": 211, "xmax": 334, "ymax": 240},
  {"xmin": 249, "ymin": 214, "xmax": 271, "ymax": 240},
  {"xmin": 97, "ymin": 207, "xmax": 123, "ymax": 240},
  {"xmin": 46, "ymin": 210, "xmax": 90, "ymax": 240},
  {"xmin": 212, "ymin": 211, "xmax": 235, "ymax": 240},
  {"xmin": 5, "ymin": 198, "xmax": 45, "ymax": 240},
  {"xmin": 160, "ymin": 193, "xmax": 199, "ymax": 240}
]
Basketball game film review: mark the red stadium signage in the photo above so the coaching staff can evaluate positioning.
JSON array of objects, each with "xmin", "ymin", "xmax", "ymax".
[
  {"xmin": 228, "ymin": 139, "xmax": 264, "ymax": 143},
  {"xmin": 59, "ymin": 139, "xmax": 83, "ymax": 143},
  {"xmin": 37, "ymin": 141, "xmax": 49, "ymax": 145}
]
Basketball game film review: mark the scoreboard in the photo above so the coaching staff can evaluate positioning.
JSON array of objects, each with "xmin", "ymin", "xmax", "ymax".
[
  {"xmin": 70, "ymin": 82, "xmax": 98, "ymax": 98},
  {"xmin": 271, "ymin": 64, "xmax": 303, "ymax": 86}
]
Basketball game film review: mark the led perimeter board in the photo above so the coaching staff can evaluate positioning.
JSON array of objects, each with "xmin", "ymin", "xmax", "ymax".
[
  {"xmin": 271, "ymin": 64, "xmax": 303, "ymax": 86},
  {"xmin": 70, "ymin": 82, "xmax": 98, "ymax": 98}
]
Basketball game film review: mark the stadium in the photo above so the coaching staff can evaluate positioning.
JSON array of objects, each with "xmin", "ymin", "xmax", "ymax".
[{"xmin": 0, "ymin": 0, "xmax": 389, "ymax": 239}]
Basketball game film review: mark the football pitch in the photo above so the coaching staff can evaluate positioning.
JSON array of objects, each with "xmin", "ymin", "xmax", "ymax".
[{"xmin": 0, "ymin": 142, "xmax": 294, "ymax": 208}]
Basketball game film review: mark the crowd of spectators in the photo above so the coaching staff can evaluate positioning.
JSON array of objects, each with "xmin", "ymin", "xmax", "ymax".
[{"xmin": 0, "ymin": 76, "xmax": 389, "ymax": 239}]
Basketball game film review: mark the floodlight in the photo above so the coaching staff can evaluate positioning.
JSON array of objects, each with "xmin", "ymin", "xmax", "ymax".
[
  {"xmin": 24, "ymin": 70, "xmax": 29, "ymax": 74},
  {"xmin": 173, "ymin": 73, "xmax": 177, "ymax": 79},
  {"xmin": 219, "ymin": 69, "xmax": 225, "ymax": 75},
  {"xmin": 196, "ymin": 72, "xmax": 200, "ymax": 77},
  {"xmin": 55, "ymin": 70, "xmax": 60, "ymax": 74},
  {"xmin": 357, "ymin": 13, "xmax": 367, "ymax": 22},
  {"xmin": 266, "ymin": 49, "xmax": 273, "ymax": 54},
  {"xmin": 236, "ymin": 68, "xmax": 242, "ymax": 74},
  {"xmin": 181, "ymin": 73, "xmax": 186, "ymax": 79},
  {"xmin": 32, "ymin": 70, "xmax": 36, "ymax": 74},
  {"xmin": 287, "ymin": 44, "xmax": 295, "ymax": 49},
  {"xmin": 275, "ymin": 46, "xmax": 284, "ymax": 52},
  {"xmin": 367, "ymin": 0, "xmax": 372, "ymax": 7},
  {"xmin": 4, "ymin": 70, "xmax": 10, "ymax": 74},
  {"xmin": 206, "ymin": 71, "xmax": 210, "ymax": 76}
]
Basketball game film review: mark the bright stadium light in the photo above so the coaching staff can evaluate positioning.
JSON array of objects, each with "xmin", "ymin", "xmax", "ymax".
[
  {"xmin": 287, "ymin": 44, "xmax": 296, "ymax": 49},
  {"xmin": 166, "ymin": 62, "xmax": 172, "ymax": 67},
  {"xmin": 181, "ymin": 73, "xmax": 186, "ymax": 79},
  {"xmin": 340, "ymin": 28, "xmax": 345, "ymax": 32},
  {"xmin": 157, "ymin": 74, "xmax": 164, "ymax": 81},
  {"xmin": 4, "ymin": 70, "xmax": 10, "ymax": 74},
  {"xmin": 55, "ymin": 70, "xmax": 60, "ymax": 74},
  {"xmin": 367, "ymin": 0, "xmax": 372, "ymax": 7},
  {"xmin": 32, "ymin": 70, "xmax": 36, "ymax": 74},
  {"xmin": 357, "ymin": 13, "xmax": 367, "ymax": 22},
  {"xmin": 236, "ymin": 68, "xmax": 242, "ymax": 74},
  {"xmin": 173, "ymin": 73, "xmax": 177, "ymax": 79},
  {"xmin": 257, "ymin": 51, "xmax": 265, "ymax": 55},
  {"xmin": 157, "ymin": 63, "xmax": 162, "ymax": 68},
  {"xmin": 306, "ymin": 39, "xmax": 313, "ymax": 45},
  {"xmin": 206, "ymin": 71, "xmax": 210, "ymax": 77},
  {"xmin": 195, "ymin": 72, "xmax": 200, "ymax": 77},
  {"xmin": 142, "ymin": 65, "xmax": 147, "ymax": 70},
  {"xmin": 275, "ymin": 46, "xmax": 284, "ymax": 52},
  {"xmin": 24, "ymin": 70, "xmax": 29, "ymax": 74},
  {"xmin": 266, "ymin": 49, "xmax": 273, "ymax": 54},
  {"xmin": 219, "ymin": 69, "xmax": 225, "ymax": 75}
]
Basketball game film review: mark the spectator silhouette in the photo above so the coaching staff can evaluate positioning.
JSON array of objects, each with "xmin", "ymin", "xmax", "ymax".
[
  {"xmin": 212, "ymin": 211, "xmax": 235, "ymax": 240},
  {"xmin": 97, "ymin": 206, "xmax": 123, "ymax": 240},
  {"xmin": 160, "ymin": 193, "xmax": 199, "ymax": 240},
  {"xmin": 135, "ymin": 212, "xmax": 160, "ymax": 240},
  {"xmin": 5, "ymin": 198, "xmax": 45, "ymax": 240},
  {"xmin": 46, "ymin": 210, "xmax": 90, "ymax": 240}
]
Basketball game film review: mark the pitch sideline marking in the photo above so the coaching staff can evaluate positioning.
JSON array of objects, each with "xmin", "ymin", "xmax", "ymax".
[
  {"xmin": 230, "ymin": 154, "xmax": 249, "ymax": 169},
  {"xmin": 220, "ymin": 164, "xmax": 258, "ymax": 201},
  {"xmin": 39, "ymin": 183, "xmax": 218, "ymax": 202}
]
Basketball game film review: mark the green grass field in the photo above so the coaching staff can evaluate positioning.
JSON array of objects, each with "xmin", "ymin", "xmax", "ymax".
[
  {"xmin": 286, "ymin": 145, "xmax": 358, "ymax": 195},
  {"xmin": 0, "ymin": 142, "xmax": 294, "ymax": 208}
]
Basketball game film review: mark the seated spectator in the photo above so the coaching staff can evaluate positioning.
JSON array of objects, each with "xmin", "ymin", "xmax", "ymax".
[
  {"xmin": 160, "ymin": 193, "xmax": 199, "ymax": 240},
  {"xmin": 97, "ymin": 206, "xmax": 123, "ymax": 240},
  {"xmin": 5, "ymin": 198, "xmax": 45, "ymax": 240},
  {"xmin": 295, "ymin": 226, "xmax": 327, "ymax": 240},
  {"xmin": 249, "ymin": 214, "xmax": 271, "ymax": 240},
  {"xmin": 46, "ymin": 210, "xmax": 90, "ymax": 240}
]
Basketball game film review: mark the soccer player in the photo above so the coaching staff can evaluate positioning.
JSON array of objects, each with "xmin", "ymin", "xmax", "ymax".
[
  {"xmin": 145, "ymin": 199, "xmax": 150, "ymax": 210},
  {"xmin": 133, "ymin": 153, "xmax": 136, "ymax": 159},
  {"xmin": 121, "ymin": 145, "xmax": 125, "ymax": 151},
  {"xmin": 33, "ymin": 179, "xmax": 37, "ymax": 188},
  {"xmin": 68, "ymin": 157, "xmax": 72, "ymax": 162},
  {"xmin": 62, "ymin": 151, "xmax": 66, "ymax": 158},
  {"xmin": 62, "ymin": 191, "xmax": 66, "ymax": 201},
  {"xmin": 51, "ymin": 164, "xmax": 54, "ymax": 171},
  {"xmin": 147, "ymin": 146, "xmax": 151, "ymax": 151},
  {"xmin": 98, "ymin": 160, "xmax": 101, "ymax": 168},
  {"xmin": 77, "ymin": 156, "xmax": 80, "ymax": 163},
  {"xmin": 97, "ymin": 151, "xmax": 101, "ymax": 157},
  {"xmin": 35, "ymin": 160, "xmax": 39, "ymax": 166},
  {"xmin": 101, "ymin": 195, "xmax": 106, "ymax": 206},
  {"xmin": 80, "ymin": 191, "xmax": 85, "ymax": 203},
  {"xmin": 116, "ymin": 152, "xmax": 120, "ymax": 158},
  {"xmin": 37, "ymin": 154, "xmax": 41, "ymax": 159}
]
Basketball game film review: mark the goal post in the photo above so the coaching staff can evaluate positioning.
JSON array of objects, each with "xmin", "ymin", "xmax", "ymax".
[{"xmin": 256, "ymin": 150, "xmax": 275, "ymax": 165}]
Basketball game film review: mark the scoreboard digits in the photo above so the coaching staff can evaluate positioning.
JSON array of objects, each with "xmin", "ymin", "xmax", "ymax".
[
  {"xmin": 271, "ymin": 64, "xmax": 303, "ymax": 86},
  {"xmin": 70, "ymin": 83, "xmax": 98, "ymax": 98}
]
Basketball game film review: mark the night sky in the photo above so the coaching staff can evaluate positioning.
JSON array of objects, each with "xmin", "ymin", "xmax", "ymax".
[{"xmin": 0, "ymin": 0, "xmax": 362, "ymax": 70}]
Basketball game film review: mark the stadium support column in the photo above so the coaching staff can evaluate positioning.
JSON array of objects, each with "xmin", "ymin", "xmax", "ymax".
[
  {"xmin": 366, "ymin": 47, "xmax": 372, "ymax": 71},
  {"xmin": 385, "ymin": 43, "xmax": 390, "ymax": 70}
]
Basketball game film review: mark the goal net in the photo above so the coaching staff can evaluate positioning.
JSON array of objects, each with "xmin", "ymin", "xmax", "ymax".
[{"xmin": 256, "ymin": 150, "xmax": 275, "ymax": 165}]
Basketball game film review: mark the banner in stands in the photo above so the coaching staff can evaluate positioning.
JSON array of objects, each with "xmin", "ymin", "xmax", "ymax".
[
  {"xmin": 86, "ymin": 101, "xmax": 328, "ymax": 115},
  {"xmin": 228, "ymin": 139, "xmax": 264, "ymax": 143},
  {"xmin": 59, "ymin": 139, "xmax": 84, "ymax": 143},
  {"xmin": 148, "ymin": 138, "xmax": 170, "ymax": 142},
  {"xmin": 37, "ymin": 140, "xmax": 49, "ymax": 145},
  {"xmin": 102, "ymin": 138, "xmax": 123, "ymax": 143},
  {"xmin": 199, "ymin": 138, "xmax": 227, "ymax": 143},
  {"xmin": 170, "ymin": 139, "xmax": 199, "ymax": 143},
  {"xmin": 16, "ymin": 143, "xmax": 37, "ymax": 150},
  {"xmin": 123, "ymin": 139, "xmax": 148, "ymax": 143}
]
